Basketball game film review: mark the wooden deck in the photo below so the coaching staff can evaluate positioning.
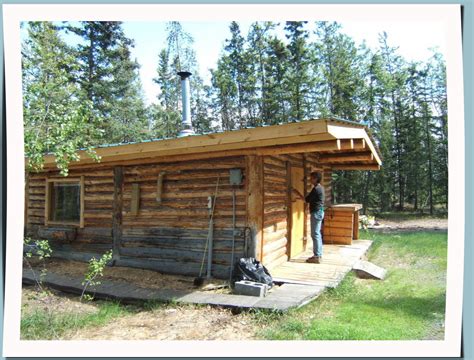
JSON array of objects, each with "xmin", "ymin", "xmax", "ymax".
[{"xmin": 270, "ymin": 240, "xmax": 373, "ymax": 287}]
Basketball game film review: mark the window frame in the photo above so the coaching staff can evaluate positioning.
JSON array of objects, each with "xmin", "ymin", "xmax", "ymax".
[{"xmin": 45, "ymin": 176, "xmax": 85, "ymax": 228}]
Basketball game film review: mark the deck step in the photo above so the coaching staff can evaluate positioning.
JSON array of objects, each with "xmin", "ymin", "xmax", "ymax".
[{"xmin": 353, "ymin": 260, "xmax": 387, "ymax": 280}]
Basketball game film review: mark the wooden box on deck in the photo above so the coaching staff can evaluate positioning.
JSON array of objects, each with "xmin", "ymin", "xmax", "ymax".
[{"xmin": 323, "ymin": 204, "xmax": 362, "ymax": 245}]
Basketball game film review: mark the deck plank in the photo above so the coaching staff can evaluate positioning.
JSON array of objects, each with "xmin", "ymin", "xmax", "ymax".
[{"xmin": 270, "ymin": 240, "xmax": 372, "ymax": 287}]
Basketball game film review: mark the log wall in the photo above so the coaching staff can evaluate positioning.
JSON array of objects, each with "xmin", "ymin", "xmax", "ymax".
[
  {"xmin": 261, "ymin": 154, "xmax": 307, "ymax": 269},
  {"xmin": 25, "ymin": 152, "xmax": 331, "ymax": 277},
  {"xmin": 119, "ymin": 156, "xmax": 248, "ymax": 278},
  {"xmin": 25, "ymin": 156, "xmax": 249, "ymax": 279},
  {"xmin": 26, "ymin": 166, "xmax": 115, "ymax": 261}
]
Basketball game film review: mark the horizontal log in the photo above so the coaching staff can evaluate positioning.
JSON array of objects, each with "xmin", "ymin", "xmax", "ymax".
[
  {"xmin": 85, "ymin": 184, "xmax": 114, "ymax": 193},
  {"xmin": 264, "ymin": 195, "xmax": 287, "ymax": 203},
  {"xmin": 52, "ymin": 243, "xmax": 112, "ymax": 252},
  {"xmin": 263, "ymin": 156, "xmax": 286, "ymax": 168},
  {"xmin": 28, "ymin": 183, "xmax": 46, "ymax": 189},
  {"xmin": 84, "ymin": 217, "xmax": 113, "ymax": 224},
  {"xmin": 29, "ymin": 195, "xmax": 45, "ymax": 201},
  {"xmin": 118, "ymin": 246, "xmax": 244, "ymax": 266},
  {"xmin": 28, "ymin": 209, "xmax": 45, "ymax": 217},
  {"xmin": 263, "ymin": 221, "xmax": 287, "ymax": 233},
  {"xmin": 28, "ymin": 216, "xmax": 44, "ymax": 224},
  {"xmin": 263, "ymin": 236, "xmax": 287, "ymax": 254},
  {"xmin": 264, "ymin": 213, "xmax": 287, "ymax": 226},
  {"xmin": 38, "ymin": 227, "xmax": 77, "ymax": 242},
  {"xmin": 28, "ymin": 201, "xmax": 44, "ymax": 209},
  {"xmin": 51, "ymin": 250, "xmax": 107, "ymax": 263},
  {"xmin": 120, "ymin": 242, "xmax": 244, "ymax": 260},
  {"xmin": 84, "ymin": 203, "xmax": 113, "ymax": 210},
  {"xmin": 122, "ymin": 198, "xmax": 244, "ymax": 208},
  {"xmin": 122, "ymin": 226, "xmax": 246, "ymax": 238},
  {"xmin": 76, "ymin": 235, "xmax": 112, "ymax": 243},
  {"xmin": 121, "ymin": 218, "xmax": 246, "ymax": 229},
  {"xmin": 264, "ymin": 175, "xmax": 287, "ymax": 184},
  {"xmin": 124, "ymin": 157, "xmax": 245, "ymax": 175},
  {"xmin": 264, "ymin": 203, "xmax": 287, "ymax": 214},
  {"xmin": 114, "ymin": 256, "xmax": 231, "ymax": 279},
  {"xmin": 264, "ymin": 167, "xmax": 286, "ymax": 177},
  {"xmin": 128, "ymin": 177, "xmax": 235, "ymax": 188},
  {"xmin": 84, "ymin": 195, "xmax": 114, "ymax": 201},
  {"xmin": 84, "ymin": 222, "xmax": 113, "ymax": 228},
  {"xmin": 264, "ymin": 200, "xmax": 287, "ymax": 210},
  {"xmin": 29, "ymin": 188, "xmax": 45, "ymax": 195},
  {"xmin": 263, "ymin": 228, "xmax": 287, "ymax": 242},
  {"xmin": 84, "ymin": 177, "xmax": 114, "ymax": 185},
  {"xmin": 83, "ymin": 213, "xmax": 113, "ymax": 220},
  {"xmin": 263, "ymin": 162, "xmax": 286, "ymax": 173},
  {"xmin": 123, "ymin": 189, "xmax": 246, "ymax": 200},
  {"xmin": 263, "ymin": 185, "xmax": 287, "ymax": 194},
  {"xmin": 121, "ymin": 208, "xmax": 247, "ymax": 218}
]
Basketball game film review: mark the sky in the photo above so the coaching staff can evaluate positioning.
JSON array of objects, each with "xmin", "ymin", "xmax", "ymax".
[{"xmin": 121, "ymin": 20, "xmax": 446, "ymax": 105}]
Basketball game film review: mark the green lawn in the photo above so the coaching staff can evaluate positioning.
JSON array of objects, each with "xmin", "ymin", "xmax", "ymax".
[{"xmin": 256, "ymin": 230, "xmax": 447, "ymax": 340}]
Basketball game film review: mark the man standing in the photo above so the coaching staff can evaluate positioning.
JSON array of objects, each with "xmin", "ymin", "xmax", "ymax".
[{"xmin": 293, "ymin": 171, "xmax": 325, "ymax": 264}]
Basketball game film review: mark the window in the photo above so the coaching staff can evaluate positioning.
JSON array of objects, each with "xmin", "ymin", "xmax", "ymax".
[{"xmin": 45, "ymin": 177, "xmax": 84, "ymax": 227}]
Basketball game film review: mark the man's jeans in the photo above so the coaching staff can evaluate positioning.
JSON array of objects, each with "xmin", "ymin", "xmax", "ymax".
[{"xmin": 310, "ymin": 210, "xmax": 324, "ymax": 257}]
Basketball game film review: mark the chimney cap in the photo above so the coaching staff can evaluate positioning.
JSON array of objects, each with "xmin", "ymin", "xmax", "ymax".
[{"xmin": 177, "ymin": 71, "xmax": 192, "ymax": 79}]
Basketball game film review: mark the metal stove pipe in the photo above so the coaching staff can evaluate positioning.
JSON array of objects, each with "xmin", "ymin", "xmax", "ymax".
[{"xmin": 177, "ymin": 71, "xmax": 195, "ymax": 137}]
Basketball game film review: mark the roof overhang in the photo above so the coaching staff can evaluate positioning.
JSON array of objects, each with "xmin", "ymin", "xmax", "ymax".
[{"xmin": 36, "ymin": 118, "xmax": 382, "ymax": 171}]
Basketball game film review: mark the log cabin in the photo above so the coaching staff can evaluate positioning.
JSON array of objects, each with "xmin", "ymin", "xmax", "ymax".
[
  {"xmin": 24, "ymin": 118, "xmax": 382, "ymax": 279},
  {"xmin": 24, "ymin": 72, "xmax": 382, "ymax": 279}
]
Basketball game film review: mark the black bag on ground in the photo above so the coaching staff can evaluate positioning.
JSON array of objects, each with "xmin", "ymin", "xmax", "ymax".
[{"xmin": 232, "ymin": 257, "xmax": 273, "ymax": 288}]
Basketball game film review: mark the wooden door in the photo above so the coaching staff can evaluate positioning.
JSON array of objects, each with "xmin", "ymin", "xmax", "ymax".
[{"xmin": 290, "ymin": 166, "xmax": 305, "ymax": 258}]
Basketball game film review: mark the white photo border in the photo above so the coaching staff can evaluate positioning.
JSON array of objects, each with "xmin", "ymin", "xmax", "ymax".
[{"xmin": 2, "ymin": 3, "xmax": 464, "ymax": 357}]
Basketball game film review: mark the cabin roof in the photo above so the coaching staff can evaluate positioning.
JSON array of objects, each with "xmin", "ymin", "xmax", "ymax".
[{"xmin": 39, "ymin": 118, "xmax": 382, "ymax": 171}]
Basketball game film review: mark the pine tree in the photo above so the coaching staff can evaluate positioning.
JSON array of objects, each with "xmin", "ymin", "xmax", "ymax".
[
  {"xmin": 66, "ymin": 21, "xmax": 146, "ymax": 144},
  {"xmin": 211, "ymin": 56, "xmax": 238, "ymax": 130},
  {"xmin": 108, "ymin": 44, "xmax": 149, "ymax": 143},
  {"xmin": 284, "ymin": 21, "xmax": 312, "ymax": 122},
  {"xmin": 224, "ymin": 21, "xmax": 248, "ymax": 127},
  {"xmin": 247, "ymin": 22, "xmax": 275, "ymax": 125},
  {"xmin": 264, "ymin": 35, "xmax": 290, "ymax": 124},
  {"xmin": 378, "ymin": 32, "xmax": 410, "ymax": 210}
]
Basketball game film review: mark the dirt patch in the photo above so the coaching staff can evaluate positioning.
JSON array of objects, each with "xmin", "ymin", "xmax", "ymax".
[
  {"xmin": 22, "ymin": 286, "xmax": 99, "ymax": 317},
  {"xmin": 62, "ymin": 304, "xmax": 258, "ymax": 340},
  {"xmin": 22, "ymin": 286, "xmax": 260, "ymax": 340},
  {"xmin": 40, "ymin": 258, "xmax": 225, "ymax": 292},
  {"xmin": 370, "ymin": 218, "xmax": 447, "ymax": 232}
]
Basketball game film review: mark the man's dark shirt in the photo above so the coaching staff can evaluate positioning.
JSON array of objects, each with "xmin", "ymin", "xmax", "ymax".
[{"xmin": 305, "ymin": 184, "xmax": 325, "ymax": 213}]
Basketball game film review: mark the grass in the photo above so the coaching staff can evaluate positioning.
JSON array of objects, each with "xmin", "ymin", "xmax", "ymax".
[
  {"xmin": 21, "ymin": 300, "xmax": 133, "ymax": 340},
  {"xmin": 256, "ymin": 230, "xmax": 447, "ymax": 340}
]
